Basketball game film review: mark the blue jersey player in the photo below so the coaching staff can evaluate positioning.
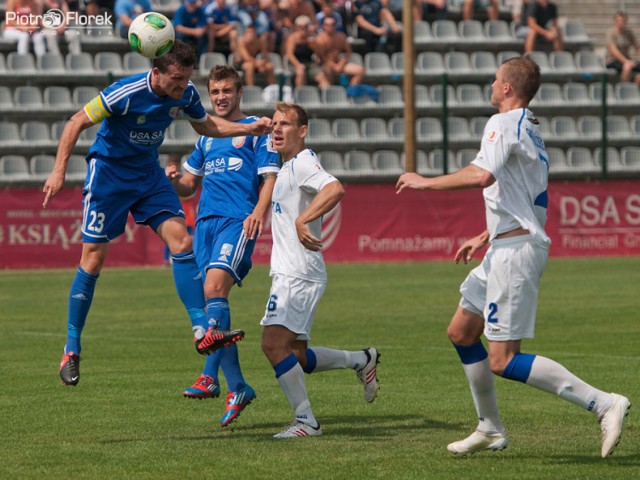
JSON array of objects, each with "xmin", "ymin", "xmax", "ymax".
[
  {"xmin": 43, "ymin": 41, "xmax": 272, "ymax": 387},
  {"xmin": 167, "ymin": 66, "xmax": 279, "ymax": 427}
]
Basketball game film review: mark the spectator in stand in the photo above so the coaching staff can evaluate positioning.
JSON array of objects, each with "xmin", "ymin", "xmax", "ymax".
[
  {"xmin": 450, "ymin": 0, "xmax": 499, "ymax": 21},
  {"xmin": 315, "ymin": 3, "xmax": 344, "ymax": 33},
  {"xmin": 173, "ymin": 0, "xmax": 209, "ymax": 57},
  {"xmin": 353, "ymin": 0, "xmax": 401, "ymax": 55},
  {"xmin": 82, "ymin": 0, "xmax": 115, "ymax": 17},
  {"xmin": 233, "ymin": 23, "xmax": 277, "ymax": 86},
  {"xmin": 277, "ymin": 0, "xmax": 318, "ymax": 34},
  {"xmin": 314, "ymin": 16, "xmax": 364, "ymax": 89},
  {"xmin": 416, "ymin": 0, "xmax": 448, "ymax": 21},
  {"xmin": 509, "ymin": 0, "xmax": 531, "ymax": 39},
  {"xmin": 3, "ymin": 0, "xmax": 47, "ymax": 56},
  {"xmin": 114, "ymin": 0, "xmax": 151, "ymax": 39},
  {"xmin": 606, "ymin": 11, "xmax": 640, "ymax": 86},
  {"xmin": 42, "ymin": 0, "xmax": 82, "ymax": 55},
  {"xmin": 204, "ymin": 0, "xmax": 238, "ymax": 55},
  {"xmin": 284, "ymin": 15, "xmax": 320, "ymax": 88},
  {"xmin": 317, "ymin": 0, "xmax": 351, "ymax": 30},
  {"xmin": 523, "ymin": 0, "xmax": 563, "ymax": 53},
  {"xmin": 237, "ymin": 0, "xmax": 275, "ymax": 54}
]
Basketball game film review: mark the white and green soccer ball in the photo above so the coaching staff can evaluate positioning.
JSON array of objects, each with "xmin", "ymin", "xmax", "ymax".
[{"xmin": 128, "ymin": 12, "xmax": 175, "ymax": 59}]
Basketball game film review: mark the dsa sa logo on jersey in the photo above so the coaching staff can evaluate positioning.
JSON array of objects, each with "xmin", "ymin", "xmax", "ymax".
[{"xmin": 232, "ymin": 136, "xmax": 246, "ymax": 148}]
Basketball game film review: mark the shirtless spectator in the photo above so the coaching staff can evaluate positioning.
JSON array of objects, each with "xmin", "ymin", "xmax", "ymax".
[
  {"xmin": 314, "ymin": 16, "xmax": 364, "ymax": 89},
  {"xmin": 234, "ymin": 23, "xmax": 277, "ymax": 86},
  {"xmin": 205, "ymin": 0, "xmax": 238, "ymax": 54},
  {"xmin": 284, "ymin": 15, "xmax": 319, "ymax": 87}
]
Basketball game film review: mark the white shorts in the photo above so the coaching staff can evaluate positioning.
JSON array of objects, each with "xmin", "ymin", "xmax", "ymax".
[
  {"xmin": 459, "ymin": 235, "xmax": 549, "ymax": 341},
  {"xmin": 260, "ymin": 273, "xmax": 326, "ymax": 341}
]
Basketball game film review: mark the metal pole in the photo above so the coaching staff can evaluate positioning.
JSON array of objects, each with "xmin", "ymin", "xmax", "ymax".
[{"xmin": 403, "ymin": 0, "xmax": 416, "ymax": 173}]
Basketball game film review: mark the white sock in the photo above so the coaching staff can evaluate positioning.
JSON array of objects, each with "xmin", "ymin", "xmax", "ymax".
[
  {"xmin": 308, "ymin": 347, "xmax": 366, "ymax": 372},
  {"xmin": 526, "ymin": 355, "xmax": 613, "ymax": 417},
  {"xmin": 277, "ymin": 360, "xmax": 318, "ymax": 427},
  {"xmin": 462, "ymin": 358, "xmax": 504, "ymax": 433}
]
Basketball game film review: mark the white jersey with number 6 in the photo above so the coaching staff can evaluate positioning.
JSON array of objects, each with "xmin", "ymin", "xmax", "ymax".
[
  {"xmin": 270, "ymin": 148, "xmax": 338, "ymax": 282},
  {"xmin": 471, "ymin": 108, "xmax": 551, "ymax": 247}
]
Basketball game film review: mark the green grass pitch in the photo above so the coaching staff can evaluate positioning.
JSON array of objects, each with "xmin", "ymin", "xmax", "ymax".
[{"xmin": 1, "ymin": 258, "xmax": 638, "ymax": 479}]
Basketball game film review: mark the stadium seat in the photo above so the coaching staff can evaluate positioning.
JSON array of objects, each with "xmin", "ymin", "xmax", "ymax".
[
  {"xmin": 388, "ymin": 117, "xmax": 405, "ymax": 139},
  {"xmin": 413, "ymin": 20, "xmax": 432, "ymax": 45},
  {"xmin": 332, "ymin": 118, "xmax": 361, "ymax": 141},
  {"xmin": 469, "ymin": 116, "xmax": 489, "ymax": 138},
  {"xmin": 484, "ymin": 20, "xmax": 513, "ymax": 42},
  {"xmin": 447, "ymin": 116, "xmax": 471, "ymax": 141},
  {"xmin": 240, "ymin": 85, "xmax": 267, "ymax": 110},
  {"xmin": 432, "ymin": 20, "xmax": 459, "ymax": 42},
  {"xmin": 411, "ymin": 150, "xmax": 432, "ymax": 176},
  {"xmin": 454, "ymin": 149, "xmax": 478, "ymax": 171},
  {"xmin": 30, "ymin": 154, "xmax": 56, "ymax": 181},
  {"xmin": 430, "ymin": 84, "xmax": 456, "ymax": 106},
  {"xmin": 589, "ymin": 83, "xmax": 615, "ymax": 103},
  {"xmin": 574, "ymin": 50, "xmax": 606, "ymax": 74},
  {"xmin": 78, "ymin": 123, "xmax": 101, "ymax": 145},
  {"xmin": 549, "ymin": 51, "xmax": 577, "ymax": 73},
  {"xmin": 44, "ymin": 86, "xmax": 73, "ymax": 108},
  {"xmin": 562, "ymin": 19, "xmax": 591, "ymax": 45},
  {"xmin": 37, "ymin": 53, "xmax": 65, "ymax": 72},
  {"xmin": 527, "ymin": 51, "xmax": 551, "ymax": 74},
  {"xmin": 496, "ymin": 51, "xmax": 520, "ymax": 65},
  {"xmin": 123, "ymin": 52, "xmax": 152, "ymax": 73},
  {"xmin": 0, "ymin": 155, "xmax": 30, "ymax": 181},
  {"xmin": 321, "ymin": 85, "xmax": 348, "ymax": 106},
  {"xmin": 6, "ymin": 52, "xmax": 36, "ymax": 72},
  {"xmin": 416, "ymin": 117, "xmax": 442, "ymax": 141},
  {"xmin": 390, "ymin": 51, "xmax": 404, "ymax": 72},
  {"xmin": 66, "ymin": 52, "xmax": 95, "ymax": 73},
  {"xmin": 94, "ymin": 52, "xmax": 123, "ymax": 73},
  {"xmin": 630, "ymin": 115, "xmax": 640, "ymax": 135},
  {"xmin": 414, "ymin": 84, "xmax": 433, "ymax": 107},
  {"xmin": 293, "ymin": 86, "xmax": 321, "ymax": 107},
  {"xmin": 168, "ymin": 120, "xmax": 198, "ymax": 144},
  {"xmin": 531, "ymin": 83, "xmax": 563, "ymax": 106},
  {"xmin": 360, "ymin": 117, "xmax": 389, "ymax": 141},
  {"xmin": 0, "ymin": 53, "xmax": 5, "ymax": 72},
  {"xmin": 372, "ymin": 150, "xmax": 402, "ymax": 175},
  {"xmin": 470, "ymin": 51, "xmax": 497, "ymax": 74},
  {"xmin": 577, "ymin": 115, "xmax": 601, "ymax": 137},
  {"xmin": 606, "ymin": 115, "xmax": 631, "ymax": 139},
  {"xmin": 614, "ymin": 82, "xmax": 640, "ymax": 104},
  {"xmin": 343, "ymin": 150, "xmax": 372, "ymax": 172},
  {"xmin": 567, "ymin": 147, "xmax": 600, "ymax": 174},
  {"xmin": 73, "ymin": 86, "xmax": 100, "ymax": 106},
  {"xmin": 456, "ymin": 84, "xmax": 485, "ymax": 107},
  {"xmin": 20, "ymin": 121, "xmax": 51, "ymax": 143},
  {"xmin": 0, "ymin": 121, "xmax": 21, "ymax": 146},
  {"xmin": 594, "ymin": 147, "xmax": 622, "ymax": 173},
  {"xmin": 444, "ymin": 51, "xmax": 472, "ymax": 74},
  {"xmin": 377, "ymin": 84, "xmax": 403, "ymax": 107},
  {"xmin": 0, "ymin": 86, "xmax": 13, "ymax": 109},
  {"xmin": 66, "ymin": 155, "xmax": 88, "ymax": 182},
  {"xmin": 620, "ymin": 146, "xmax": 640, "ymax": 172},
  {"xmin": 429, "ymin": 149, "xmax": 455, "ymax": 174},
  {"xmin": 536, "ymin": 116, "xmax": 552, "ymax": 137},
  {"xmin": 416, "ymin": 51, "xmax": 445, "ymax": 75},
  {"xmin": 51, "ymin": 121, "xmax": 67, "ymax": 141},
  {"xmin": 546, "ymin": 147, "xmax": 567, "ymax": 175},
  {"xmin": 307, "ymin": 118, "xmax": 332, "ymax": 142},
  {"xmin": 364, "ymin": 52, "xmax": 394, "ymax": 77},
  {"xmin": 13, "ymin": 86, "xmax": 43, "ymax": 109},
  {"xmin": 550, "ymin": 116, "xmax": 579, "ymax": 139},
  {"xmin": 563, "ymin": 82, "xmax": 592, "ymax": 106},
  {"xmin": 458, "ymin": 20, "xmax": 486, "ymax": 42},
  {"xmin": 317, "ymin": 151, "xmax": 345, "ymax": 176}
]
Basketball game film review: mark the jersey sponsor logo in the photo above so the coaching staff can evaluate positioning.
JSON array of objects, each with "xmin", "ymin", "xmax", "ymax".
[
  {"xmin": 169, "ymin": 106, "xmax": 180, "ymax": 119},
  {"xmin": 232, "ymin": 136, "xmax": 246, "ymax": 148},
  {"xmin": 129, "ymin": 130, "xmax": 164, "ymax": 145},
  {"xmin": 228, "ymin": 157, "xmax": 243, "ymax": 171},
  {"xmin": 484, "ymin": 130, "xmax": 499, "ymax": 143},
  {"xmin": 136, "ymin": 115, "xmax": 146, "ymax": 125},
  {"xmin": 204, "ymin": 138, "xmax": 213, "ymax": 152},
  {"xmin": 84, "ymin": 95, "xmax": 110, "ymax": 123},
  {"xmin": 266, "ymin": 135, "xmax": 276, "ymax": 153}
]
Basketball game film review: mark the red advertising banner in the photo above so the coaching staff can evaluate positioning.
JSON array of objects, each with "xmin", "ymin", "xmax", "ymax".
[{"xmin": 2, "ymin": 180, "xmax": 639, "ymax": 269}]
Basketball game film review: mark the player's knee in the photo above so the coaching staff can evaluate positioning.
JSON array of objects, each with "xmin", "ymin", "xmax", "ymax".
[{"xmin": 489, "ymin": 355, "xmax": 509, "ymax": 376}]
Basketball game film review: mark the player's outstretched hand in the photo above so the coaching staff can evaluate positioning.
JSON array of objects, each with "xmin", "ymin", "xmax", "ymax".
[
  {"xmin": 165, "ymin": 163, "xmax": 182, "ymax": 181},
  {"xmin": 396, "ymin": 172, "xmax": 427, "ymax": 194},
  {"xmin": 42, "ymin": 171, "xmax": 65, "ymax": 208},
  {"xmin": 251, "ymin": 117, "xmax": 273, "ymax": 136}
]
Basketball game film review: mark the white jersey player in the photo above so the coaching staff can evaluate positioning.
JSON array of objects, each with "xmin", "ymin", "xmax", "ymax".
[
  {"xmin": 396, "ymin": 56, "xmax": 630, "ymax": 458},
  {"xmin": 260, "ymin": 102, "xmax": 380, "ymax": 439}
]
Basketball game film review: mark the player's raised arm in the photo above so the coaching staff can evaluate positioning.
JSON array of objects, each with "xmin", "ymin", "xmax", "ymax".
[
  {"xmin": 42, "ymin": 110, "xmax": 94, "ymax": 208},
  {"xmin": 191, "ymin": 115, "xmax": 272, "ymax": 138}
]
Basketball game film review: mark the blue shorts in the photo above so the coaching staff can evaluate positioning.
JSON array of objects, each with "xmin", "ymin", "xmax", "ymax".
[
  {"xmin": 194, "ymin": 215, "xmax": 256, "ymax": 286},
  {"xmin": 81, "ymin": 158, "xmax": 184, "ymax": 243}
]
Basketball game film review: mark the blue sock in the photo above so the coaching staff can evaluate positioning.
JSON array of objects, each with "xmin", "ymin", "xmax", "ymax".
[
  {"xmin": 453, "ymin": 341, "xmax": 488, "ymax": 365},
  {"xmin": 203, "ymin": 297, "xmax": 246, "ymax": 391},
  {"xmin": 303, "ymin": 348, "xmax": 317, "ymax": 374},
  {"xmin": 502, "ymin": 352, "xmax": 536, "ymax": 383},
  {"xmin": 170, "ymin": 251, "xmax": 207, "ymax": 331},
  {"xmin": 65, "ymin": 267, "xmax": 99, "ymax": 354}
]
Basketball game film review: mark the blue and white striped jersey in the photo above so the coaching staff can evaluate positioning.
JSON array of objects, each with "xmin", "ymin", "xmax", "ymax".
[
  {"xmin": 84, "ymin": 71, "xmax": 207, "ymax": 171},
  {"xmin": 183, "ymin": 116, "xmax": 280, "ymax": 221}
]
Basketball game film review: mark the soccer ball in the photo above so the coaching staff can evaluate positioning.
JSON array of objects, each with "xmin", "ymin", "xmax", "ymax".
[{"xmin": 128, "ymin": 12, "xmax": 175, "ymax": 59}]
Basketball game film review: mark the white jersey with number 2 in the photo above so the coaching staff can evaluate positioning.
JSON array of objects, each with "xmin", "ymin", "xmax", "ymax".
[
  {"xmin": 471, "ymin": 108, "xmax": 551, "ymax": 247},
  {"xmin": 270, "ymin": 148, "xmax": 339, "ymax": 282}
]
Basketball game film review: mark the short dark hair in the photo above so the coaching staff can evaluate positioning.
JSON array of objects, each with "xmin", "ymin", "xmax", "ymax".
[
  {"xmin": 208, "ymin": 65, "xmax": 242, "ymax": 93},
  {"xmin": 502, "ymin": 56, "xmax": 541, "ymax": 103},
  {"xmin": 153, "ymin": 40, "xmax": 196, "ymax": 72},
  {"xmin": 275, "ymin": 102, "xmax": 308, "ymax": 126}
]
